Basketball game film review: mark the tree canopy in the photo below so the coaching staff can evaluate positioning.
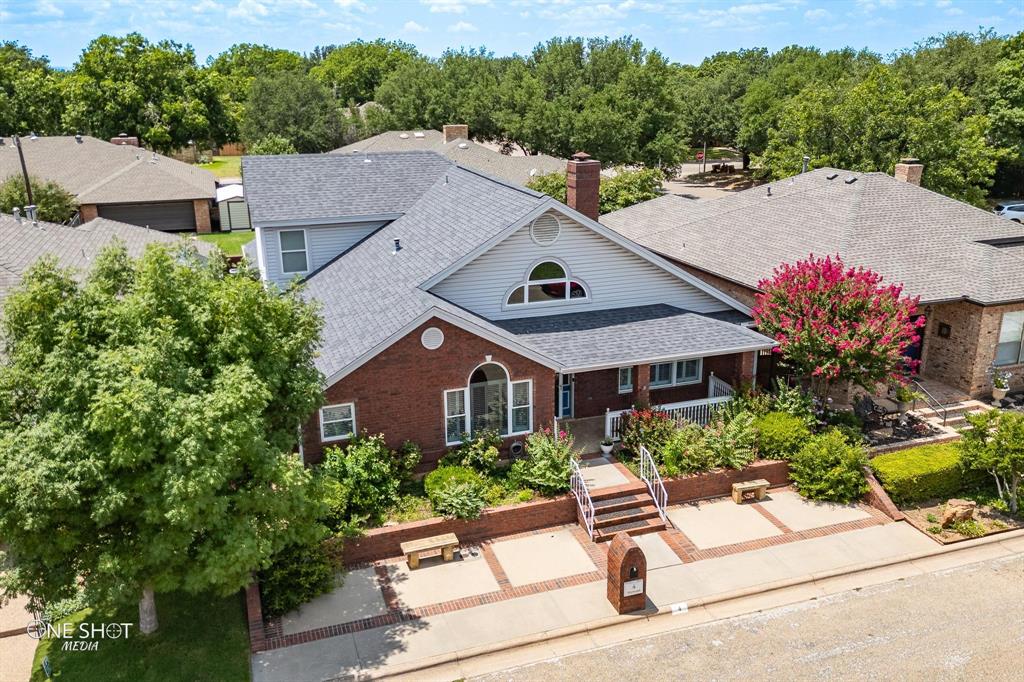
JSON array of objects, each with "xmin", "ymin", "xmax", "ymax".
[
  {"xmin": 0, "ymin": 175, "xmax": 77, "ymax": 223},
  {"xmin": 0, "ymin": 243, "xmax": 325, "ymax": 631},
  {"xmin": 309, "ymin": 39, "xmax": 418, "ymax": 105},
  {"xmin": 527, "ymin": 167, "xmax": 663, "ymax": 215},
  {"xmin": 241, "ymin": 70, "xmax": 343, "ymax": 153}
]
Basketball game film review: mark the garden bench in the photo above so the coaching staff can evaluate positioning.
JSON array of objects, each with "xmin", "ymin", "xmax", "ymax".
[
  {"xmin": 731, "ymin": 479, "xmax": 770, "ymax": 504},
  {"xmin": 400, "ymin": 532, "xmax": 460, "ymax": 570}
]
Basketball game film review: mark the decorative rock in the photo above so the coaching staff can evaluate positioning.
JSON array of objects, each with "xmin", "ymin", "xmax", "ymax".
[{"xmin": 941, "ymin": 498, "xmax": 977, "ymax": 527}]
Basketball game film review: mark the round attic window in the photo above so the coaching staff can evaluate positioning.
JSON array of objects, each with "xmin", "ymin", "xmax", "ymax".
[
  {"xmin": 530, "ymin": 213, "xmax": 561, "ymax": 246},
  {"xmin": 421, "ymin": 327, "xmax": 444, "ymax": 350}
]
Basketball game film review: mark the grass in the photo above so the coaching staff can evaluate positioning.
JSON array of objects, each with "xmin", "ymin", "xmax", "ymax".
[
  {"xmin": 196, "ymin": 155, "xmax": 242, "ymax": 178},
  {"xmin": 197, "ymin": 231, "xmax": 254, "ymax": 256},
  {"xmin": 31, "ymin": 590, "xmax": 250, "ymax": 682}
]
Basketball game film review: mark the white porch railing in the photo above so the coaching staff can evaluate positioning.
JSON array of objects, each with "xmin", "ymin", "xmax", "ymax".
[
  {"xmin": 569, "ymin": 457, "xmax": 596, "ymax": 539},
  {"xmin": 708, "ymin": 373, "xmax": 734, "ymax": 399},
  {"xmin": 638, "ymin": 445, "xmax": 668, "ymax": 523},
  {"xmin": 605, "ymin": 395, "xmax": 733, "ymax": 440}
]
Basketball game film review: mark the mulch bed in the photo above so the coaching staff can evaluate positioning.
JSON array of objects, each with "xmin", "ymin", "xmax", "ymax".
[
  {"xmin": 901, "ymin": 499, "xmax": 1023, "ymax": 544},
  {"xmin": 864, "ymin": 414, "xmax": 944, "ymax": 448}
]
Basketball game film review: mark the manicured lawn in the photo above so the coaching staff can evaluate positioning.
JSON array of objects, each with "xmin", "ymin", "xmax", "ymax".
[
  {"xmin": 197, "ymin": 155, "xmax": 242, "ymax": 178},
  {"xmin": 197, "ymin": 231, "xmax": 254, "ymax": 256},
  {"xmin": 31, "ymin": 591, "xmax": 250, "ymax": 682}
]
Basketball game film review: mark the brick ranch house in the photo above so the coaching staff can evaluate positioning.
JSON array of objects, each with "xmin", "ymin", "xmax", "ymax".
[
  {"xmin": 602, "ymin": 160, "xmax": 1024, "ymax": 400},
  {"xmin": 242, "ymin": 151, "xmax": 775, "ymax": 468},
  {"xmin": 0, "ymin": 135, "xmax": 215, "ymax": 232}
]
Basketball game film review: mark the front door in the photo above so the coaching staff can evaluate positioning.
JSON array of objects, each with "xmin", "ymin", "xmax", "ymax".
[{"xmin": 558, "ymin": 373, "xmax": 574, "ymax": 418}]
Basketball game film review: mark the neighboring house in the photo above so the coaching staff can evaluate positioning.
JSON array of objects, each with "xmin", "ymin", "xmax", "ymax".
[
  {"xmin": 243, "ymin": 150, "xmax": 774, "ymax": 467},
  {"xmin": 0, "ymin": 212, "xmax": 214, "ymax": 309},
  {"xmin": 0, "ymin": 135, "xmax": 216, "ymax": 232},
  {"xmin": 601, "ymin": 160, "xmax": 1024, "ymax": 398},
  {"xmin": 333, "ymin": 125, "xmax": 566, "ymax": 187}
]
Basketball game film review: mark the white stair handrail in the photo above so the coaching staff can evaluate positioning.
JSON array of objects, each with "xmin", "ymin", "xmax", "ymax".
[
  {"xmin": 638, "ymin": 445, "xmax": 668, "ymax": 523},
  {"xmin": 569, "ymin": 458, "xmax": 596, "ymax": 540}
]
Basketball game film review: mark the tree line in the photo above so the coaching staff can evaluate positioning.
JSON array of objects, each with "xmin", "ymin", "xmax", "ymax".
[{"xmin": 1, "ymin": 31, "xmax": 1022, "ymax": 205}]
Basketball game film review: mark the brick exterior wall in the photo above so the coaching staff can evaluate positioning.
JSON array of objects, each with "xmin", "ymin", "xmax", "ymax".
[
  {"xmin": 672, "ymin": 261, "xmax": 760, "ymax": 309},
  {"xmin": 193, "ymin": 199, "xmax": 212, "ymax": 234},
  {"xmin": 79, "ymin": 203, "xmax": 99, "ymax": 222},
  {"xmin": 566, "ymin": 152, "xmax": 600, "ymax": 221},
  {"xmin": 302, "ymin": 318, "xmax": 557, "ymax": 468}
]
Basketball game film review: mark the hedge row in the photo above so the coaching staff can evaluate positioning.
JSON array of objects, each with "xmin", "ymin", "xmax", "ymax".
[{"xmin": 869, "ymin": 443, "xmax": 982, "ymax": 505}]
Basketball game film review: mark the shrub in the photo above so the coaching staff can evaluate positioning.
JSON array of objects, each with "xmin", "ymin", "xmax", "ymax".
[
  {"xmin": 870, "ymin": 443, "xmax": 975, "ymax": 505},
  {"xmin": 662, "ymin": 423, "xmax": 716, "ymax": 476},
  {"xmin": 424, "ymin": 465, "xmax": 485, "ymax": 498},
  {"xmin": 705, "ymin": 410, "xmax": 758, "ymax": 469},
  {"xmin": 770, "ymin": 379, "xmax": 818, "ymax": 426},
  {"xmin": 431, "ymin": 482, "xmax": 487, "ymax": 519},
  {"xmin": 620, "ymin": 408, "xmax": 675, "ymax": 458},
  {"xmin": 320, "ymin": 433, "xmax": 416, "ymax": 527},
  {"xmin": 508, "ymin": 429, "xmax": 575, "ymax": 496},
  {"xmin": 826, "ymin": 409, "xmax": 863, "ymax": 430},
  {"xmin": 951, "ymin": 518, "xmax": 986, "ymax": 538},
  {"xmin": 789, "ymin": 430, "xmax": 869, "ymax": 503},
  {"xmin": 440, "ymin": 430, "xmax": 501, "ymax": 473},
  {"xmin": 258, "ymin": 539, "xmax": 338, "ymax": 618},
  {"xmin": 754, "ymin": 411, "xmax": 812, "ymax": 460}
]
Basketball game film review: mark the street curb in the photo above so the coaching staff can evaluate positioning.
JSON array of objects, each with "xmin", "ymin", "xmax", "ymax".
[{"xmin": 367, "ymin": 525, "xmax": 1024, "ymax": 680}]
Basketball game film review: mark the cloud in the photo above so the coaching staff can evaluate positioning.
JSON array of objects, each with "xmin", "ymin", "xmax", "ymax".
[
  {"xmin": 422, "ymin": 0, "xmax": 490, "ymax": 14},
  {"xmin": 804, "ymin": 8, "xmax": 830, "ymax": 21},
  {"xmin": 192, "ymin": 0, "xmax": 218, "ymax": 12},
  {"xmin": 334, "ymin": 0, "xmax": 366, "ymax": 9},
  {"xmin": 448, "ymin": 20, "xmax": 478, "ymax": 31},
  {"xmin": 402, "ymin": 20, "xmax": 429, "ymax": 32},
  {"xmin": 36, "ymin": 0, "xmax": 64, "ymax": 17}
]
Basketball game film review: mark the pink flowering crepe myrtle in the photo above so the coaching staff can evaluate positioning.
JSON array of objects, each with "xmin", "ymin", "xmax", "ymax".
[{"xmin": 752, "ymin": 254, "xmax": 924, "ymax": 399}]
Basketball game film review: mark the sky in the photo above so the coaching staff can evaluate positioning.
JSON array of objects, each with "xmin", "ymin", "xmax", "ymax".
[{"xmin": 1, "ymin": 0, "xmax": 1022, "ymax": 68}]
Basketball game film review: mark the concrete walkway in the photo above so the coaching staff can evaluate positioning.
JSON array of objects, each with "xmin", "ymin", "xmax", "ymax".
[
  {"xmin": 0, "ymin": 593, "xmax": 37, "ymax": 682},
  {"xmin": 251, "ymin": 521, "xmax": 950, "ymax": 682}
]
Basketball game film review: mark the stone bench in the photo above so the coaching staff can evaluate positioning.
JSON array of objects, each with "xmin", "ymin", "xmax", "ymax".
[
  {"xmin": 731, "ymin": 479, "xmax": 770, "ymax": 504},
  {"xmin": 400, "ymin": 532, "xmax": 459, "ymax": 570}
]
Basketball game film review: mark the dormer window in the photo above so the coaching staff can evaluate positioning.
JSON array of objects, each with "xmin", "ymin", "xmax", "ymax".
[{"xmin": 506, "ymin": 260, "xmax": 588, "ymax": 307}]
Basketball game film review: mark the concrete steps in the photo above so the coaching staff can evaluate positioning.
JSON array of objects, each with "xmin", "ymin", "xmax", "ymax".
[
  {"xmin": 911, "ymin": 398, "xmax": 992, "ymax": 431},
  {"xmin": 594, "ymin": 504, "xmax": 660, "ymax": 529},
  {"xmin": 583, "ymin": 487, "xmax": 667, "ymax": 542},
  {"xmin": 594, "ymin": 516, "xmax": 666, "ymax": 543}
]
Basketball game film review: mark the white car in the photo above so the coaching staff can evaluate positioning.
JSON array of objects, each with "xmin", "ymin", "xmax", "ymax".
[{"xmin": 995, "ymin": 203, "xmax": 1024, "ymax": 223}]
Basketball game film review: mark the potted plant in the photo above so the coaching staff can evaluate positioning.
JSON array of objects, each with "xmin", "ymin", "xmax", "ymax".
[
  {"xmin": 600, "ymin": 437, "xmax": 614, "ymax": 455},
  {"xmin": 990, "ymin": 367, "xmax": 1012, "ymax": 401},
  {"xmin": 892, "ymin": 384, "xmax": 922, "ymax": 413}
]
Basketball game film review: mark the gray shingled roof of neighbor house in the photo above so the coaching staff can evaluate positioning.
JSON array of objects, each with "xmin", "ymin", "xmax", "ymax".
[
  {"xmin": 493, "ymin": 304, "xmax": 772, "ymax": 370},
  {"xmin": 0, "ymin": 136, "xmax": 215, "ymax": 203},
  {"xmin": 601, "ymin": 167, "xmax": 1024, "ymax": 306},
  {"xmin": 0, "ymin": 213, "xmax": 214, "ymax": 307},
  {"xmin": 332, "ymin": 131, "xmax": 565, "ymax": 187}
]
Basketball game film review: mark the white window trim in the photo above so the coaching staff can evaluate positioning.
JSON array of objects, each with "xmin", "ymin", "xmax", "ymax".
[
  {"xmin": 320, "ymin": 402, "xmax": 355, "ymax": 442},
  {"xmin": 650, "ymin": 358, "xmax": 704, "ymax": 389},
  {"xmin": 509, "ymin": 379, "xmax": 533, "ymax": 437},
  {"xmin": 995, "ymin": 311, "xmax": 1024, "ymax": 366},
  {"xmin": 617, "ymin": 366, "xmax": 633, "ymax": 394},
  {"xmin": 278, "ymin": 228, "xmax": 309, "ymax": 275},
  {"xmin": 444, "ymin": 388, "xmax": 468, "ymax": 447},
  {"xmin": 503, "ymin": 258, "xmax": 589, "ymax": 309},
  {"xmin": 443, "ymin": 375, "xmax": 533, "ymax": 446}
]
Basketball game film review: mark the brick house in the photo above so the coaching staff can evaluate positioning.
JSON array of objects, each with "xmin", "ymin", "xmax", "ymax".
[
  {"xmin": 242, "ymin": 151, "xmax": 774, "ymax": 468},
  {"xmin": 0, "ymin": 135, "xmax": 215, "ymax": 232},
  {"xmin": 601, "ymin": 160, "xmax": 1024, "ymax": 399}
]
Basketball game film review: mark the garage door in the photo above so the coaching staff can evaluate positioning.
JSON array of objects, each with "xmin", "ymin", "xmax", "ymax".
[{"xmin": 98, "ymin": 201, "xmax": 196, "ymax": 231}]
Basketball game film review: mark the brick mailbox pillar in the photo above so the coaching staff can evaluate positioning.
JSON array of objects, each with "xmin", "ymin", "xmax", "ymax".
[{"xmin": 606, "ymin": 532, "xmax": 647, "ymax": 614}]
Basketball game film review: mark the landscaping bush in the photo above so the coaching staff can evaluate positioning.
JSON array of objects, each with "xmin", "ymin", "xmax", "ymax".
[
  {"xmin": 508, "ymin": 428, "xmax": 575, "ymax": 495},
  {"xmin": 789, "ymin": 429, "xmax": 869, "ymax": 503},
  {"xmin": 620, "ymin": 408, "xmax": 675, "ymax": 458},
  {"xmin": 754, "ymin": 411, "xmax": 811, "ymax": 460},
  {"xmin": 662, "ymin": 423, "xmax": 716, "ymax": 476},
  {"xmin": 770, "ymin": 379, "xmax": 818, "ymax": 427},
  {"xmin": 319, "ymin": 433, "xmax": 419, "ymax": 527},
  {"xmin": 870, "ymin": 443, "xmax": 973, "ymax": 505},
  {"xmin": 424, "ymin": 465, "xmax": 485, "ymax": 498},
  {"xmin": 705, "ymin": 410, "xmax": 758, "ymax": 469},
  {"xmin": 258, "ymin": 539, "xmax": 339, "ymax": 618},
  {"xmin": 424, "ymin": 465, "xmax": 488, "ymax": 519},
  {"xmin": 440, "ymin": 429, "xmax": 501, "ymax": 473}
]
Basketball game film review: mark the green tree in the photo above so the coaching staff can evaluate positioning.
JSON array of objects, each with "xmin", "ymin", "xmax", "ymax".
[
  {"xmin": 247, "ymin": 134, "xmax": 298, "ymax": 155},
  {"xmin": 961, "ymin": 410, "xmax": 1024, "ymax": 513},
  {"xmin": 0, "ymin": 244, "xmax": 325, "ymax": 633},
  {"xmin": 310, "ymin": 39, "xmax": 418, "ymax": 105},
  {"xmin": 988, "ymin": 32, "xmax": 1024, "ymax": 163},
  {"xmin": 527, "ymin": 167, "xmax": 662, "ymax": 215},
  {"xmin": 0, "ymin": 175, "xmax": 77, "ymax": 223},
  {"xmin": 0, "ymin": 42, "xmax": 65, "ymax": 136},
  {"xmin": 242, "ymin": 70, "xmax": 343, "ymax": 153}
]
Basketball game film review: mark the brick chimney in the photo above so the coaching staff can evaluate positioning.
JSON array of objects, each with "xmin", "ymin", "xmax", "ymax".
[
  {"xmin": 894, "ymin": 158, "xmax": 923, "ymax": 186},
  {"xmin": 110, "ymin": 133, "xmax": 139, "ymax": 147},
  {"xmin": 566, "ymin": 151, "xmax": 600, "ymax": 221},
  {"xmin": 443, "ymin": 124, "xmax": 469, "ymax": 144}
]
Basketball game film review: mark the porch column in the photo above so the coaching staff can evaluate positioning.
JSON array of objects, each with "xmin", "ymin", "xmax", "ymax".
[
  {"xmin": 739, "ymin": 352, "xmax": 756, "ymax": 386},
  {"xmin": 633, "ymin": 363, "xmax": 650, "ymax": 407}
]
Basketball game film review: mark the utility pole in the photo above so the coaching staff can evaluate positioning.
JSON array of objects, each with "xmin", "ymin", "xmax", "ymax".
[{"xmin": 12, "ymin": 134, "xmax": 36, "ymax": 219}]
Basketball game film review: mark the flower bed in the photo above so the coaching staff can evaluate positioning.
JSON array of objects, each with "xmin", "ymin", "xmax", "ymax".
[{"xmin": 901, "ymin": 498, "xmax": 1023, "ymax": 544}]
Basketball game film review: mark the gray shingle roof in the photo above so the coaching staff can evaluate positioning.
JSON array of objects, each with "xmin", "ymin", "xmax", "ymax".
[
  {"xmin": 242, "ymin": 151, "xmax": 453, "ymax": 224},
  {"xmin": 493, "ymin": 304, "xmax": 773, "ymax": 370},
  {"xmin": 0, "ymin": 136, "xmax": 215, "ymax": 203},
  {"xmin": 601, "ymin": 168, "xmax": 1024, "ymax": 305},
  {"xmin": 333, "ymin": 131, "xmax": 565, "ymax": 187},
  {"xmin": 0, "ymin": 213, "xmax": 214, "ymax": 309}
]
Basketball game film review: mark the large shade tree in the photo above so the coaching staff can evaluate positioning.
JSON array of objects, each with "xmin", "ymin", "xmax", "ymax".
[
  {"xmin": 242, "ymin": 70, "xmax": 343, "ymax": 153},
  {"xmin": 753, "ymin": 254, "xmax": 924, "ymax": 400},
  {"xmin": 0, "ymin": 175, "xmax": 77, "ymax": 223},
  {"xmin": 0, "ymin": 243, "xmax": 326, "ymax": 633}
]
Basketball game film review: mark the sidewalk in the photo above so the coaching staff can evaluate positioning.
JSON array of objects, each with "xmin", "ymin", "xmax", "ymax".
[
  {"xmin": 0, "ymin": 593, "xmax": 37, "ymax": 682},
  {"xmin": 251, "ymin": 518, "xmax": 967, "ymax": 682}
]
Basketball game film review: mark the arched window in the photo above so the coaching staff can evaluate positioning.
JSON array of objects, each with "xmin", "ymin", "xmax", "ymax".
[
  {"xmin": 506, "ymin": 260, "xmax": 588, "ymax": 307},
  {"xmin": 444, "ymin": 363, "xmax": 533, "ymax": 445}
]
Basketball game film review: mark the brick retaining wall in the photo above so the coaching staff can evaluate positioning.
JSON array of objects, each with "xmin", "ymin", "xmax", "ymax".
[
  {"xmin": 245, "ymin": 582, "xmax": 267, "ymax": 652},
  {"xmin": 664, "ymin": 459, "xmax": 790, "ymax": 504},
  {"xmin": 862, "ymin": 467, "xmax": 906, "ymax": 521}
]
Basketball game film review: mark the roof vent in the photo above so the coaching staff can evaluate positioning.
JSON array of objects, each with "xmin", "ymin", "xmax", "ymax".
[
  {"xmin": 826, "ymin": 173, "xmax": 838, "ymax": 180},
  {"xmin": 801, "ymin": 156, "xmax": 810, "ymax": 173},
  {"xmin": 392, "ymin": 237, "xmax": 402, "ymax": 254},
  {"xmin": 149, "ymin": 152, "xmax": 158, "ymax": 164},
  {"xmin": 29, "ymin": 132, "xmax": 37, "ymax": 140},
  {"xmin": 75, "ymin": 133, "xmax": 83, "ymax": 143},
  {"xmin": 458, "ymin": 142, "xmax": 468, "ymax": 149},
  {"xmin": 399, "ymin": 133, "xmax": 409, "ymax": 139},
  {"xmin": 414, "ymin": 132, "xmax": 425, "ymax": 138},
  {"xmin": 530, "ymin": 213, "xmax": 561, "ymax": 246},
  {"xmin": 12, "ymin": 206, "xmax": 21, "ymax": 223},
  {"xmin": 767, "ymin": 186, "xmax": 772, "ymax": 197},
  {"xmin": 845, "ymin": 176, "xmax": 857, "ymax": 184},
  {"xmin": 529, "ymin": 168, "xmax": 538, "ymax": 177}
]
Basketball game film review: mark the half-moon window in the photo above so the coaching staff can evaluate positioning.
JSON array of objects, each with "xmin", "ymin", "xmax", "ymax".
[{"xmin": 506, "ymin": 260, "xmax": 588, "ymax": 307}]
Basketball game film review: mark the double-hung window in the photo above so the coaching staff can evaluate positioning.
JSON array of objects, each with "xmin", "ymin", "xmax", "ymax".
[
  {"xmin": 279, "ymin": 230, "xmax": 308, "ymax": 274},
  {"xmin": 511, "ymin": 380, "xmax": 532, "ymax": 433},
  {"xmin": 617, "ymin": 367, "xmax": 633, "ymax": 393},
  {"xmin": 996, "ymin": 311, "xmax": 1024, "ymax": 366},
  {"xmin": 320, "ymin": 403, "xmax": 355, "ymax": 441},
  {"xmin": 650, "ymin": 358, "xmax": 703, "ymax": 388},
  {"xmin": 444, "ymin": 389, "xmax": 467, "ymax": 445}
]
